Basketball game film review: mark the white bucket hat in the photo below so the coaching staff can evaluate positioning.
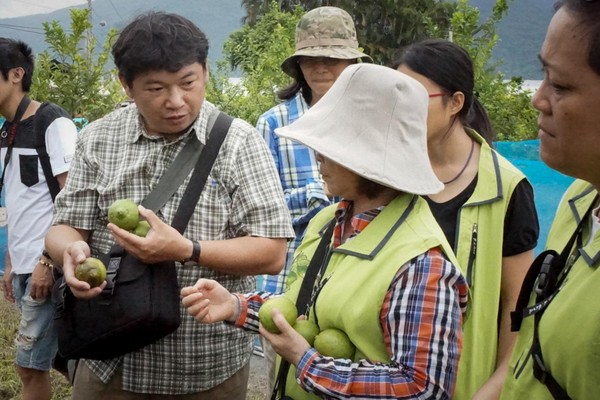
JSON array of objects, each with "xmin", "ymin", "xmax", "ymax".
[{"xmin": 275, "ymin": 63, "xmax": 443, "ymax": 195}]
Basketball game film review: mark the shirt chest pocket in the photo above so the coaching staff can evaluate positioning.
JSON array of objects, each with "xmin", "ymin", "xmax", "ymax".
[{"xmin": 19, "ymin": 154, "xmax": 40, "ymax": 187}]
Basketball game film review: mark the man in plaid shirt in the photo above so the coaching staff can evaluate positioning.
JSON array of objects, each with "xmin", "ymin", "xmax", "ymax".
[{"xmin": 44, "ymin": 12, "xmax": 293, "ymax": 400}]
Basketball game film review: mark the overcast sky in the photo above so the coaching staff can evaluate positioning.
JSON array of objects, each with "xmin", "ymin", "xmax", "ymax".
[{"xmin": 0, "ymin": 0, "xmax": 87, "ymax": 18}]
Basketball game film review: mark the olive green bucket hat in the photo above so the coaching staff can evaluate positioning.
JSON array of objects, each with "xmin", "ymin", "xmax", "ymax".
[{"xmin": 281, "ymin": 6, "xmax": 372, "ymax": 80}]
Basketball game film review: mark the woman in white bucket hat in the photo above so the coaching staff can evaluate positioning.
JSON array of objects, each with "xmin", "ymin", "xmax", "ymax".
[
  {"xmin": 182, "ymin": 63, "xmax": 468, "ymax": 399},
  {"xmin": 256, "ymin": 7, "xmax": 373, "ymax": 390}
]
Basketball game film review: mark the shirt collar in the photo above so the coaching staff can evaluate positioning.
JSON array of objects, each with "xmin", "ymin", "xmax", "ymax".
[{"xmin": 333, "ymin": 199, "xmax": 384, "ymax": 247}]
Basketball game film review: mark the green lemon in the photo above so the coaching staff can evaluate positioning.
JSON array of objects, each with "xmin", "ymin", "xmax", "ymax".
[
  {"xmin": 132, "ymin": 220, "xmax": 151, "ymax": 237},
  {"xmin": 314, "ymin": 328, "xmax": 356, "ymax": 359},
  {"xmin": 293, "ymin": 319, "xmax": 319, "ymax": 346},
  {"xmin": 75, "ymin": 257, "xmax": 107, "ymax": 288},
  {"xmin": 108, "ymin": 199, "xmax": 139, "ymax": 230},
  {"xmin": 258, "ymin": 296, "xmax": 298, "ymax": 334}
]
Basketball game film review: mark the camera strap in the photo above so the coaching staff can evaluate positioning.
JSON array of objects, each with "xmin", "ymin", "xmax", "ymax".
[{"xmin": 511, "ymin": 194, "xmax": 598, "ymax": 400}]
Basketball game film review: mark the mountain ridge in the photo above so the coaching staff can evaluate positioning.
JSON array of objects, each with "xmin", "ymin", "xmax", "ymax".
[{"xmin": 0, "ymin": 0, "xmax": 552, "ymax": 79}]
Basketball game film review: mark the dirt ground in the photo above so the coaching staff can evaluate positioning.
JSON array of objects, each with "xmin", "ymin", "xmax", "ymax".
[{"xmin": 248, "ymin": 353, "xmax": 270, "ymax": 399}]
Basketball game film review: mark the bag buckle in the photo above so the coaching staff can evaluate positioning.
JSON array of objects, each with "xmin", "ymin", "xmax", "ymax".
[
  {"xmin": 535, "ymin": 253, "xmax": 555, "ymax": 297},
  {"xmin": 100, "ymin": 256, "xmax": 120, "ymax": 299}
]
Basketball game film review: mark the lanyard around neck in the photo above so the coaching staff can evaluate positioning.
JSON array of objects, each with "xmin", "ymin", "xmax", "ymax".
[{"xmin": 0, "ymin": 95, "xmax": 32, "ymax": 197}]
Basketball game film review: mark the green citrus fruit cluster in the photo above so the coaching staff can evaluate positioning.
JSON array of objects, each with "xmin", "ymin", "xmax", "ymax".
[
  {"xmin": 75, "ymin": 257, "xmax": 107, "ymax": 288},
  {"xmin": 314, "ymin": 328, "xmax": 356, "ymax": 359},
  {"xmin": 292, "ymin": 319, "xmax": 319, "ymax": 346},
  {"xmin": 108, "ymin": 199, "xmax": 150, "ymax": 237},
  {"xmin": 259, "ymin": 296, "xmax": 298, "ymax": 333},
  {"xmin": 108, "ymin": 199, "xmax": 139, "ymax": 230},
  {"xmin": 132, "ymin": 220, "xmax": 151, "ymax": 237}
]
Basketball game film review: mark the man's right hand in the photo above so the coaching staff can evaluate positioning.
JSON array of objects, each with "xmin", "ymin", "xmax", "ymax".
[{"xmin": 62, "ymin": 240, "xmax": 106, "ymax": 299}]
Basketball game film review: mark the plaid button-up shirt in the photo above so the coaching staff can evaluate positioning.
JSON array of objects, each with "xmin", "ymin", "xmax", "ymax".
[
  {"xmin": 256, "ymin": 92, "xmax": 331, "ymax": 294},
  {"xmin": 53, "ymin": 101, "xmax": 294, "ymax": 394}
]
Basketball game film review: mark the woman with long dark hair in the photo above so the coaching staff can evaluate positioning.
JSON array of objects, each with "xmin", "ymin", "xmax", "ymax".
[{"xmin": 393, "ymin": 39, "xmax": 539, "ymax": 400}]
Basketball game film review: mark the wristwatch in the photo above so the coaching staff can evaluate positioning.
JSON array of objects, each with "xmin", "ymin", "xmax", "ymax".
[{"xmin": 182, "ymin": 240, "xmax": 201, "ymax": 264}]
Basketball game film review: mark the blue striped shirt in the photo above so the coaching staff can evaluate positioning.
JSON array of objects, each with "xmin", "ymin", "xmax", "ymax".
[{"xmin": 256, "ymin": 92, "xmax": 331, "ymax": 294}]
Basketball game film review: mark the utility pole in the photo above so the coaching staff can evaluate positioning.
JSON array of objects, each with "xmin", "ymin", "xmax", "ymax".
[{"xmin": 86, "ymin": 0, "xmax": 93, "ymax": 55}]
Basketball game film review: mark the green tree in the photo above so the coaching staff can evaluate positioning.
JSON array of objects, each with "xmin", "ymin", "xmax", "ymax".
[
  {"xmin": 216, "ymin": 0, "xmax": 536, "ymax": 140},
  {"xmin": 207, "ymin": 3, "xmax": 303, "ymax": 125},
  {"xmin": 241, "ymin": 0, "xmax": 454, "ymax": 65},
  {"xmin": 450, "ymin": 0, "xmax": 537, "ymax": 140},
  {"xmin": 30, "ymin": 8, "xmax": 126, "ymax": 122}
]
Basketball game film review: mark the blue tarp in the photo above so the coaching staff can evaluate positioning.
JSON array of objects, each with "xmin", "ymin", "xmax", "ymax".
[
  {"xmin": 495, "ymin": 140, "xmax": 574, "ymax": 254},
  {"xmin": 0, "ymin": 139, "xmax": 576, "ymax": 275}
]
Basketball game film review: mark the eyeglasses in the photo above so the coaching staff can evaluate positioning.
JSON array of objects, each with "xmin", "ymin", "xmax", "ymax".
[
  {"xmin": 428, "ymin": 92, "xmax": 446, "ymax": 98},
  {"xmin": 297, "ymin": 57, "xmax": 344, "ymax": 67}
]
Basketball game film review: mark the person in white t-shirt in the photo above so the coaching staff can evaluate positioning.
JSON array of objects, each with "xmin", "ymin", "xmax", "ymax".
[{"xmin": 0, "ymin": 37, "xmax": 77, "ymax": 400}]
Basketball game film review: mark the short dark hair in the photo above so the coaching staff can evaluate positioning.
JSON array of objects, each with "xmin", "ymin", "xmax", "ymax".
[
  {"xmin": 112, "ymin": 12, "xmax": 209, "ymax": 87},
  {"xmin": 554, "ymin": 0, "xmax": 600, "ymax": 76},
  {"xmin": 391, "ymin": 39, "xmax": 495, "ymax": 144},
  {"xmin": 0, "ymin": 38, "xmax": 34, "ymax": 92}
]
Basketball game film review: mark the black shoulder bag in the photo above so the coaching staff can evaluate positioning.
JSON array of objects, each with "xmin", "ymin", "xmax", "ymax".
[
  {"xmin": 53, "ymin": 111, "xmax": 233, "ymax": 360},
  {"xmin": 271, "ymin": 218, "xmax": 336, "ymax": 400},
  {"xmin": 511, "ymin": 196, "xmax": 598, "ymax": 400}
]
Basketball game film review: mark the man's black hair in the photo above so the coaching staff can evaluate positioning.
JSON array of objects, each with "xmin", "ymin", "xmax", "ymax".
[
  {"xmin": 0, "ymin": 38, "xmax": 35, "ymax": 92},
  {"xmin": 112, "ymin": 12, "xmax": 209, "ymax": 87}
]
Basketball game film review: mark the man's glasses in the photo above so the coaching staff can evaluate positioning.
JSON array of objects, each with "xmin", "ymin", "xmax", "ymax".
[{"xmin": 297, "ymin": 57, "xmax": 344, "ymax": 67}]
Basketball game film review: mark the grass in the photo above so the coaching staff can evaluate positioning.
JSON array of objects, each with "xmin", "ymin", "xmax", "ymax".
[
  {"xmin": 0, "ymin": 290, "xmax": 71, "ymax": 400},
  {"xmin": 0, "ymin": 286, "xmax": 265, "ymax": 400}
]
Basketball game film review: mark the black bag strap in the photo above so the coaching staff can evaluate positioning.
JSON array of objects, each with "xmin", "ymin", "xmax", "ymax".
[
  {"xmin": 34, "ymin": 103, "xmax": 71, "ymax": 202},
  {"xmin": 142, "ymin": 109, "xmax": 222, "ymax": 213},
  {"xmin": 271, "ymin": 218, "xmax": 336, "ymax": 400},
  {"xmin": 0, "ymin": 95, "xmax": 31, "ymax": 199},
  {"xmin": 171, "ymin": 111, "xmax": 233, "ymax": 233},
  {"xmin": 511, "ymin": 195, "xmax": 598, "ymax": 400}
]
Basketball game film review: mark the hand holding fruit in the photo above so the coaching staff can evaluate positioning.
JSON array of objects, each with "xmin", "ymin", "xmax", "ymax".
[
  {"xmin": 108, "ymin": 199, "xmax": 151, "ymax": 237},
  {"xmin": 259, "ymin": 307, "xmax": 312, "ymax": 366},
  {"xmin": 62, "ymin": 240, "xmax": 107, "ymax": 299},
  {"xmin": 107, "ymin": 201, "xmax": 188, "ymax": 264}
]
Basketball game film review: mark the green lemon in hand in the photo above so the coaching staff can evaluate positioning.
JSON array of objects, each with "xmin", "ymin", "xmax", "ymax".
[
  {"xmin": 258, "ymin": 296, "xmax": 298, "ymax": 334},
  {"xmin": 75, "ymin": 257, "xmax": 107, "ymax": 288},
  {"xmin": 293, "ymin": 319, "xmax": 320, "ymax": 346},
  {"xmin": 132, "ymin": 220, "xmax": 151, "ymax": 237},
  {"xmin": 314, "ymin": 328, "xmax": 356, "ymax": 359},
  {"xmin": 108, "ymin": 199, "xmax": 139, "ymax": 230}
]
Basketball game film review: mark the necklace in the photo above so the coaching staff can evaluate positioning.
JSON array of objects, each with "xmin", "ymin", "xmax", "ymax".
[{"xmin": 443, "ymin": 138, "xmax": 475, "ymax": 185}]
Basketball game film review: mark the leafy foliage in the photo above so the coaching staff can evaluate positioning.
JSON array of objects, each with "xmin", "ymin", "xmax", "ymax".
[
  {"xmin": 29, "ymin": 9, "xmax": 126, "ymax": 122},
  {"xmin": 207, "ymin": 4, "xmax": 303, "ymax": 125},
  {"xmin": 240, "ymin": 0, "xmax": 455, "ymax": 65},
  {"xmin": 224, "ymin": 0, "xmax": 537, "ymax": 141},
  {"xmin": 451, "ymin": 0, "xmax": 537, "ymax": 140}
]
